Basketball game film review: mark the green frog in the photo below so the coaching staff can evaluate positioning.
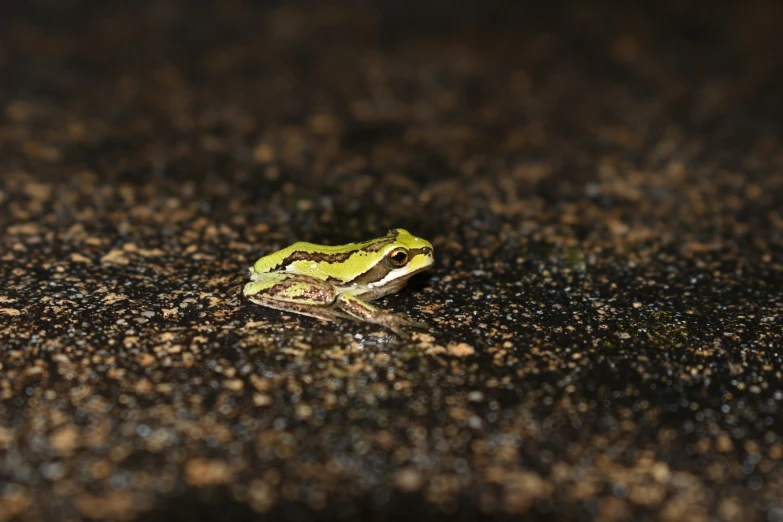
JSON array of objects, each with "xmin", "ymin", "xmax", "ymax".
[{"xmin": 243, "ymin": 228, "xmax": 434, "ymax": 335}]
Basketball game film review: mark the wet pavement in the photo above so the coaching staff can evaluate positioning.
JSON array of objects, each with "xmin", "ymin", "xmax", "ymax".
[{"xmin": 1, "ymin": 1, "xmax": 783, "ymax": 520}]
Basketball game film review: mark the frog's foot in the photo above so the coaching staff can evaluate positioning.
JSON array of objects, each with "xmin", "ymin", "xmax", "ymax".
[
  {"xmin": 336, "ymin": 293, "xmax": 429, "ymax": 337},
  {"xmin": 383, "ymin": 315, "xmax": 430, "ymax": 340},
  {"xmin": 387, "ymin": 313, "xmax": 428, "ymax": 331}
]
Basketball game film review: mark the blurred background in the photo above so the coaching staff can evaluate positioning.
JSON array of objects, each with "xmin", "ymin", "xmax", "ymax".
[
  {"xmin": 2, "ymin": 1, "xmax": 783, "ymax": 521},
  {"xmin": 2, "ymin": 0, "xmax": 780, "ymax": 242}
]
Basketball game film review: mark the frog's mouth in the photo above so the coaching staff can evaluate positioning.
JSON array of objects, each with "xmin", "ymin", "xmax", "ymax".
[{"xmin": 407, "ymin": 262, "xmax": 433, "ymax": 276}]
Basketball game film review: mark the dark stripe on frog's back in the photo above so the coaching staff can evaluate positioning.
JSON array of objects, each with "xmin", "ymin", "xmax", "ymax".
[
  {"xmin": 269, "ymin": 237, "xmax": 396, "ymax": 272},
  {"xmin": 342, "ymin": 260, "xmax": 392, "ymax": 287}
]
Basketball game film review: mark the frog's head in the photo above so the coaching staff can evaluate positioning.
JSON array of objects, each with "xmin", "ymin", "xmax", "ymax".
[
  {"xmin": 381, "ymin": 228, "xmax": 434, "ymax": 277},
  {"xmin": 329, "ymin": 228, "xmax": 435, "ymax": 291}
]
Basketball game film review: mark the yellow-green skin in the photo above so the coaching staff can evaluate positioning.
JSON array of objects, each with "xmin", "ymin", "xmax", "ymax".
[{"xmin": 243, "ymin": 229, "xmax": 434, "ymax": 335}]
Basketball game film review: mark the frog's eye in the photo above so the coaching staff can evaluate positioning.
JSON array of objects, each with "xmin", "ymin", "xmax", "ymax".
[{"xmin": 387, "ymin": 248, "xmax": 409, "ymax": 267}]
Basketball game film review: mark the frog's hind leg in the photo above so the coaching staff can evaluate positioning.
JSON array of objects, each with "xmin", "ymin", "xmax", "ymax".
[
  {"xmin": 248, "ymin": 297, "xmax": 354, "ymax": 323},
  {"xmin": 244, "ymin": 274, "xmax": 353, "ymax": 324}
]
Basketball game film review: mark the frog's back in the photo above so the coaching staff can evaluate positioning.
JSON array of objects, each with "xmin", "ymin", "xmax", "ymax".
[
  {"xmin": 249, "ymin": 229, "xmax": 432, "ymax": 284},
  {"xmin": 251, "ymin": 239, "xmax": 380, "ymax": 276}
]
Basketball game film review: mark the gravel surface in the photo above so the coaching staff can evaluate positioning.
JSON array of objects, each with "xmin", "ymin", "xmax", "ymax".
[{"xmin": 1, "ymin": 1, "xmax": 783, "ymax": 521}]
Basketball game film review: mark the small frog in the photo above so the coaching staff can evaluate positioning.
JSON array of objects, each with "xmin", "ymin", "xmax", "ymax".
[{"xmin": 243, "ymin": 228, "xmax": 434, "ymax": 336}]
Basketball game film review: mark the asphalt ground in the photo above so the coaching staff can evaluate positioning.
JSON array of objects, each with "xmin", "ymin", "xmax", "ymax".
[{"xmin": 1, "ymin": 1, "xmax": 782, "ymax": 520}]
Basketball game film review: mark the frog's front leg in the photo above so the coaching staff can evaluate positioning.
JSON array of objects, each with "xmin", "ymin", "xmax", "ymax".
[
  {"xmin": 335, "ymin": 289, "xmax": 429, "ymax": 336},
  {"xmin": 244, "ymin": 273, "xmax": 353, "ymax": 323}
]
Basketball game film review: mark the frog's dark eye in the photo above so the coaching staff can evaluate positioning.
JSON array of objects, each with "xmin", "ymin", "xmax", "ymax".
[{"xmin": 387, "ymin": 248, "xmax": 409, "ymax": 267}]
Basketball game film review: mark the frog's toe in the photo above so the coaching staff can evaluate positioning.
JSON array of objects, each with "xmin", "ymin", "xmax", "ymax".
[{"xmin": 391, "ymin": 314, "xmax": 429, "ymax": 330}]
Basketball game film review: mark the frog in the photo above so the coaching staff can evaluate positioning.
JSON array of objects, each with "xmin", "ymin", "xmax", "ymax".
[{"xmin": 243, "ymin": 228, "xmax": 434, "ymax": 336}]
